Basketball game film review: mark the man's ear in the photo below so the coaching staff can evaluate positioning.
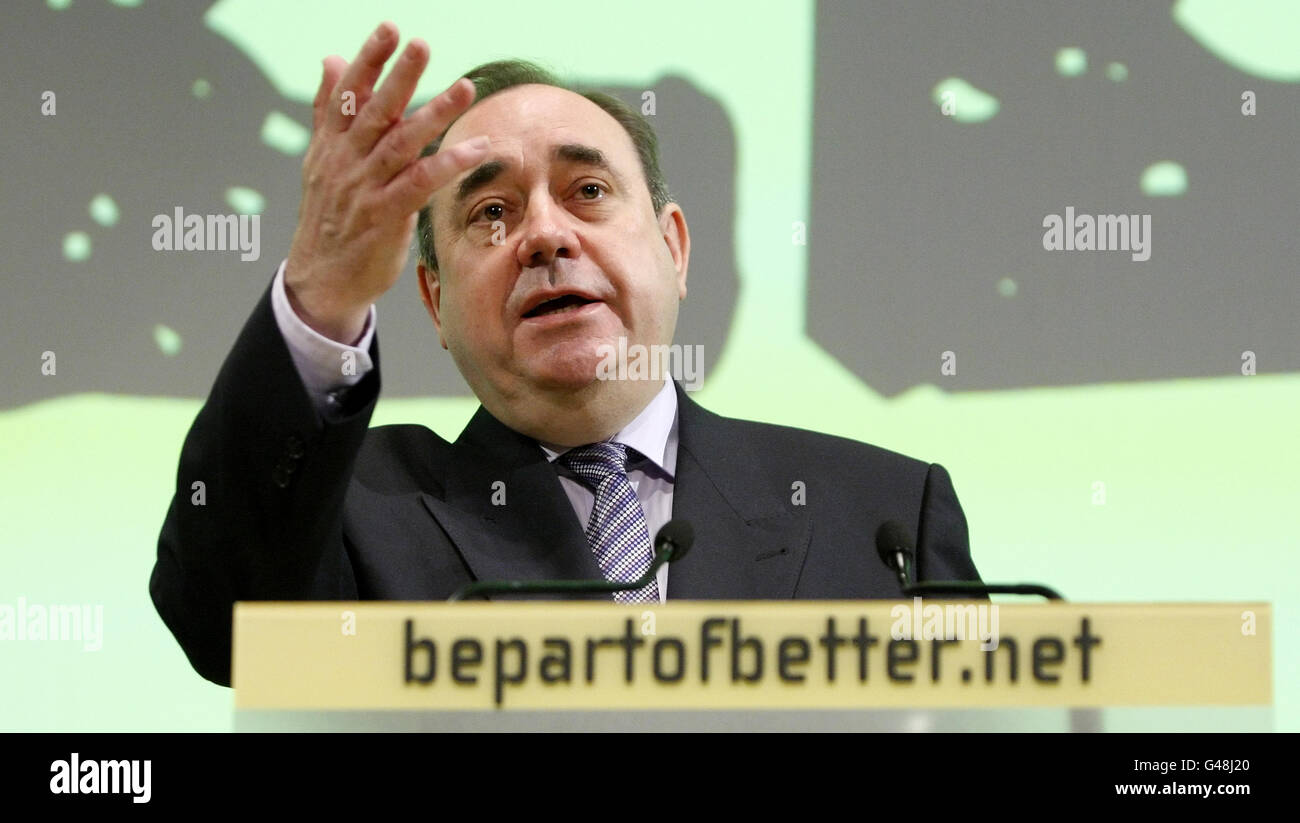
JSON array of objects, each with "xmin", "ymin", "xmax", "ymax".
[
  {"xmin": 416, "ymin": 260, "xmax": 449, "ymax": 350},
  {"xmin": 659, "ymin": 203, "xmax": 690, "ymax": 300}
]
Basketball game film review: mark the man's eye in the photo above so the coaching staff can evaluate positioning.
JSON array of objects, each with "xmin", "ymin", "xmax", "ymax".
[
  {"xmin": 475, "ymin": 203, "xmax": 504, "ymax": 222},
  {"xmin": 578, "ymin": 184, "xmax": 604, "ymax": 200}
]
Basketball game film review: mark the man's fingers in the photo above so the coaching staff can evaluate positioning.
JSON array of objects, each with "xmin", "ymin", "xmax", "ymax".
[
  {"xmin": 367, "ymin": 78, "xmax": 477, "ymax": 183},
  {"xmin": 384, "ymin": 136, "xmax": 491, "ymax": 218},
  {"xmin": 348, "ymin": 38, "xmax": 431, "ymax": 153},
  {"xmin": 325, "ymin": 21, "xmax": 400, "ymax": 133},
  {"xmin": 312, "ymin": 56, "xmax": 348, "ymax": 134}
]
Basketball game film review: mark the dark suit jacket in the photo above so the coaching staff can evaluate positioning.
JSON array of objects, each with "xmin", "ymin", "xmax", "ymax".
[{"xmin": 151, "ymin": 278, "xmax": 981, "ymax": 687}]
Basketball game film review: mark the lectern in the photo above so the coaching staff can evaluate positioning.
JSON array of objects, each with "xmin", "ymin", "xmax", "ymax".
[{"xmin": 232, "ymin": 601, "xmax": 1271, "ymax": 731}]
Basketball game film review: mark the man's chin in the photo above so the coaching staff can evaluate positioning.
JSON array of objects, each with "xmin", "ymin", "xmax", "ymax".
[
  {"xmin": 516, "ymin": 335, "xmax": 622, "ymax": 392},
  {"xmin": 524, "ymin": 358, "xmax": 606, "ymax": 392}
]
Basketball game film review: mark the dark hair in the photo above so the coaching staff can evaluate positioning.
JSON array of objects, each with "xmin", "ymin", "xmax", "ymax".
[{"xmin": 415, "ymin": 59, "xmax": 671, "ymax": 272}]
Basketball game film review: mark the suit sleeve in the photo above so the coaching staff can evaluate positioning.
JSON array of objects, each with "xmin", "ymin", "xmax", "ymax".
[
  {"xmin": 149, "ymin": 274, "xmax": 380, "ymax": 687},
  {"xmin": 268, "ymin": 258, "xmax": 377, "ymax": 413},
  {"xmin": 914, "ymin": 463, "xmax": 982, "ymax": 583}
]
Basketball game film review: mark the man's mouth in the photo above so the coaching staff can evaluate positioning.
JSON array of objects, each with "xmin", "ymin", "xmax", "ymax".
[{"xmin": 522, "ymin": 294, "xmax": 601, "ymax": 318}]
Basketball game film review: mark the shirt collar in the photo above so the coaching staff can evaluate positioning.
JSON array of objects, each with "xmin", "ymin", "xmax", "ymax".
[{"xmin": 538, "ymin": 377, "xmax": 678, "ymax": 478}]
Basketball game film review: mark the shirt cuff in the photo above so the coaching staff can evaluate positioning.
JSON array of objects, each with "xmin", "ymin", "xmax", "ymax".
[{"xmin": 270, "ymin": 259, "xmax": 376, "ymax": 404}]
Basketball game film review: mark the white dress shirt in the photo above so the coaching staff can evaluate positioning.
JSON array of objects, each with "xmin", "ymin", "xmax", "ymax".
[{"xmin": 268, "ymin": 260, "xmax": 678, "ymax": 601}]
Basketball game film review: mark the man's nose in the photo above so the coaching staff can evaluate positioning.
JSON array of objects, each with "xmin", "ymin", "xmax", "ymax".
[{"xmin": 515, "ymin": 196, "xmax": 581, "ymax": 269}]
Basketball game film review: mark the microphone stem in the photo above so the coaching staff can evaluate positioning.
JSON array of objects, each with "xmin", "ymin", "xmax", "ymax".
[{"xmin": 450, "ymin": 546, "xmax": 674, "ymax": 602}]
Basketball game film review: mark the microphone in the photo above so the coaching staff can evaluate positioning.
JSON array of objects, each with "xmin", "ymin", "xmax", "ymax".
[
  {"xmin": 448, "ymin": 519, "xmax": 694, "ymax": 602},
  {"xmin": 875, "ymin": 520, "xmax": 914, "ymax": 589},
  {"xmin": 873, "ymin": 519, "xmax": 1065, "ymax": 600}
]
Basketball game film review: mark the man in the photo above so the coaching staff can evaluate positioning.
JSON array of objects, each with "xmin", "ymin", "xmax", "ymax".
[{"xmin": 151, "ymin": 22, "xmax": 980, "ymax": 687}]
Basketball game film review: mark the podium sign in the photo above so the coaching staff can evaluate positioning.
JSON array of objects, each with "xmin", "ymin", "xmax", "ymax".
[{"xmin": 232, "ymin": 601, "xmax": 1270, "ymax": 712}]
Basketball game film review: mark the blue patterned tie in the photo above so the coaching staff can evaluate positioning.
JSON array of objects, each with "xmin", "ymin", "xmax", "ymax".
[{"xmin": 560, "ymin": 441, "xmax": 660, "ymax": 604}]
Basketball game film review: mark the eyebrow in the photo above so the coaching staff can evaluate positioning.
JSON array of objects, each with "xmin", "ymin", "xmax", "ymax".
[
  {"xmin": 453, "ymin": 160, "xmax": 505, "ymax": 208},
  {"xmin": 451, "ymin": 143, "xmax": 626, "ymax": 210}
]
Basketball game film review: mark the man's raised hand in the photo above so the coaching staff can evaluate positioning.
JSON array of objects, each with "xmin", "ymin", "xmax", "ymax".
[{"xmin": 285, "ymin": 22, "xmax": 489, "ymax": 344}]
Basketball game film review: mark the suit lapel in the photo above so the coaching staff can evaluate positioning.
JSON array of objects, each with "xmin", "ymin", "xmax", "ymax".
[
  {"xmin": 417, "ymin": 384, "xmax": 812, "ymax": 600},
  {"xmin": 666, "ymin": 382, "xmax": 812, "ymax": 599},
  {"xmin": 418, "ymin": 405, "xmax": 605, "ymax": 591}
]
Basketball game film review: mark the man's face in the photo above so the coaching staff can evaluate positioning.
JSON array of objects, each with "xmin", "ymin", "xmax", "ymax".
[{"xmin": 419, "ymin": 84, "xmax": 689, "ymax": 417}]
